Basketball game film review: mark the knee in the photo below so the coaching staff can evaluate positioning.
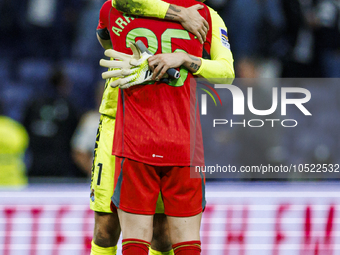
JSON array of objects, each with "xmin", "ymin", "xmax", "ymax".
[
  {"xmin": 93, "ymin": 212, "xmax": 121, "ymax": 247},
  {"xmin": 151, "ymin": 231, "xmax": 172, "ymax": 252},
  {"xmin": 151, "ymin": 214, "xmax": 172, "ymax": 252}
]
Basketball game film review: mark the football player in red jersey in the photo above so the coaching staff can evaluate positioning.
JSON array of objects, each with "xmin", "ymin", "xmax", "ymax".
[
  {"xmin": 99, "ymin": 0, "xmax": 210, "ymax": 254},
  {"xmin": 92, "ymin": 0, "xmax": 234, "ymax": 254}
]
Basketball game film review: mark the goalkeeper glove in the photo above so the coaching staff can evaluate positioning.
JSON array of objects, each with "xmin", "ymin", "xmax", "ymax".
[
  {"xmin": 100, "ymin": 42, "xmax": 140, "ymax": 79},
  {"xmin": 100, "ymin": 42, "xmax": 154, "ymax": 89}
]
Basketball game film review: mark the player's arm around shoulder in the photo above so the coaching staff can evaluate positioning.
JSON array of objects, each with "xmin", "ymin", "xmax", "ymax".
[
  {"xmin": 111, "ymin": 0, "xmax": 169, "ymax": 19},
  {"xmin": 111, "ymin": 0, "xmax": 209, "ymax": 44},
  {"xmin": 148, "ymin": 7, "xmax": 235, "ymax": 83},
  {"xmin": 149, "ymin": 8, "xmax": 235, "ymax": 84},
  {"xmin": 194, "ymin": 7, "xmax": 235, "ymax": 84}
]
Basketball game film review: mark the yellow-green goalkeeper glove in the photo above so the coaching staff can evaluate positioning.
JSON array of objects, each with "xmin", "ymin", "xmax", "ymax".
[
  {"xmin": 100, "ymin": 42, "xmax": 154, "ymax": 89},
  {"xmin": 100, "ymin": 42, "xmax": 140, "ymax": 79}
]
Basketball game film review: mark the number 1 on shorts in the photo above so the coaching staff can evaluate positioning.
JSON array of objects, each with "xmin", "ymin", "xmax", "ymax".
[{"xmin": 97, "ymin": 163, "xmax": 103, "ymax": 186}]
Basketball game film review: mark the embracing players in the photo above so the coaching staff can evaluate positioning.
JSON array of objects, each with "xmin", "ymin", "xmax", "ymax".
[{"xmin": 90, "ymin": 0, "xmax": 234, "ymax": 254}]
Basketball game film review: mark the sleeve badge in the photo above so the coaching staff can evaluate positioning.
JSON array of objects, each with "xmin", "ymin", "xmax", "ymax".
[{"xmin": 220, "ymin": 28, "xmax": 230, "ymax": 49}]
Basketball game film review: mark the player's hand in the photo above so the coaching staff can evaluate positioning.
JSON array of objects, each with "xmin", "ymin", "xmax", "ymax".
[
  {"xmin": 110, "ymin": 56, "xmax": 153, "ymax": 89},
  {"xmin": 179, "ymin": 4, "xmax": 209, "ymax": 44},
  {"xmin": 148, "ymin": 52, "xmax": 186, "ymax": 81},
  {"xmin": 100, "ymin": 42, "xmax": 142, "ymax": 79},
  {"xmin": 101, "ymin": 42, "xmax": 154, "ymax": 89}
]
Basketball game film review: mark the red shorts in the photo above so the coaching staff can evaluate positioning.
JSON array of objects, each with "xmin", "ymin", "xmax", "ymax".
[{"xmin": 111, "ymin": 157, "xmax": 206, "ymax": 217}]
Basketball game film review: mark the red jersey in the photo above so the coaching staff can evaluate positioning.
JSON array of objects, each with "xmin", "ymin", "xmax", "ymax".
[{"xmin": 98, "ymin": 0, "xmax": 212, "ymax": 166}]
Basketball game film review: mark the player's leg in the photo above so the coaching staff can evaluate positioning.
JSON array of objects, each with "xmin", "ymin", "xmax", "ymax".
[
  {"xmin": 118, "ymin": 210, "xmax": 153, "ymax": 255},
  {"xmin": 149, "ymin": 194, "xmax": 173, "ymax": 255},
  {"xmin": 91, "ymin": 211, "xmax": 121, "ymax": 254},
  {"xmin": 112, "ymin": 157, "xmax": 161, "ymax": 255},
  {"xmin": 167, "ymin": 214, "xmax": 201, "ymax": 244},
  {"xmin": 167, "ymin": 214, "xmax": 202, "ymax": 254},
  {"xmin": 150, "ymin": 213, "xmax": 173, "ymax": 254},
  {"xmin": 161, "ymin": 166, "xmax": 205, "ymax": 255},
  {"xmin": 118, "ymin": 209, "xmax": 154, "ymax": 239},
  {"xmin": 90, "ymin": 115, "xmax": 120, "ymax": 255}
]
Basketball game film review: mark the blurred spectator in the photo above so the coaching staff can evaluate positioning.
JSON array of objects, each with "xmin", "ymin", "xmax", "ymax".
[
  {"xmin": 71, "ymin": 81, "xmax": 103, "ymax": 176},
  {"xmin": 0, "ymin": 103, "xmax": 29, "ymax": 187},
  {"xmin": 221, "ymin": 0, "xmax": 326, "ymax": 78},
  {"xmin": 72, "ymin": 0, "xmax": 105, "ymax": 60},
  {"xmin": 235, "ymin": 57, "xmax": 284, "ymax": 179},
  {"xmin": 21, "ymin": 0, "xmax": 84, "ymax": 60},
  {"xmin": 280, "ymin": 0, "xmax": 322, "ymax": 77},
  {"xmin": 220, "ymin": 0, "xmax": 262, "ymax": 62},
  {"xmin": 206, "ymin": 0, "xmax": 229, "ymax": 12},
  {"xmin": 22, "ymin": 68, "xmax": 83, "ymax": 177},
  {"xmin": 312, "ymin": 0, "xmax": 340, "ymax": 77},
  {"xmin": 0, "ymin": 0, "xmax": 24, "ymax": 58}
]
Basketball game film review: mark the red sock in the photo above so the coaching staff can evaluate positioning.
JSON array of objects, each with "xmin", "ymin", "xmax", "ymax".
[
  {"xmin": 122, "ymin": 239, "xmax": 150, "ymax": 255},
  {"xmin": 173, "ymin": 241, "xmax": 201, "ymax": 255}
]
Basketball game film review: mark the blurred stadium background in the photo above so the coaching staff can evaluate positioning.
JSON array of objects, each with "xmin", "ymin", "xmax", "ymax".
[{"xmin": 0, "ymin": 0, "xmax": 340, "ymax": 254}]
